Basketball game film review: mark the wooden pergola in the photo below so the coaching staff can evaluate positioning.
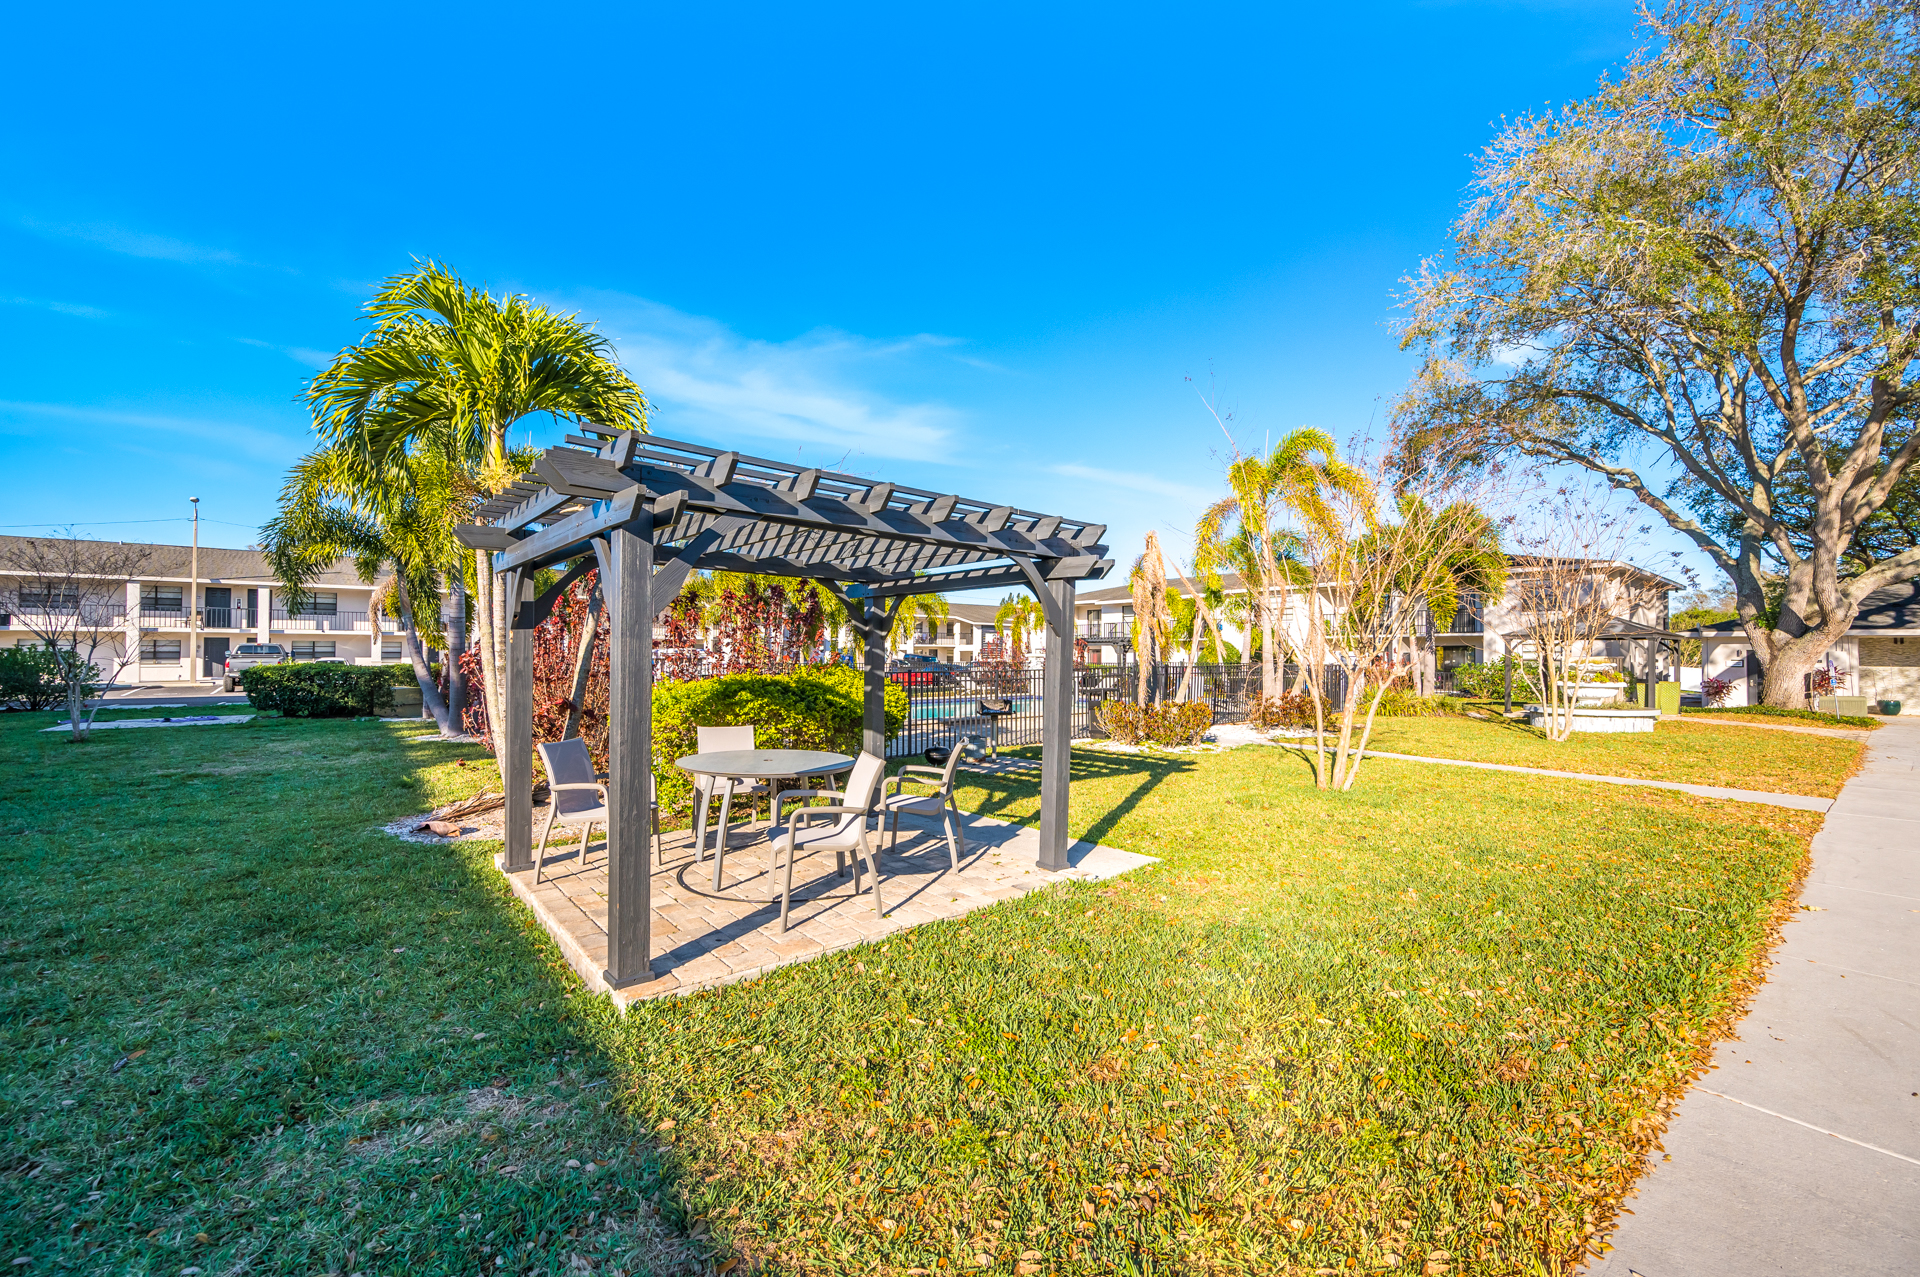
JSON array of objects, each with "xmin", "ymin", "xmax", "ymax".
[{"xmin": 455, "ymin": 429, "xmax": 1112, "ymax": 988}]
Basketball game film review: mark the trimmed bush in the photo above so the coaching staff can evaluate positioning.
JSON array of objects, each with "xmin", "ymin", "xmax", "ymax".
[
  {"xmin": 651, "ymin": 665, "xmax": 908, "ymax": 812},
  {"xmin": 1095, "ymin": 699, "xmax": 1214, "ymax": 746},
  {"xmin": 1250, "ymin": 688, "xmax": 1462, "ymax": 728},
  {"xmin": 0, "ymin": 648, "xmax": 84, "ymax": 711},
  {"xmin": 1449, "ymin": 656, "xmax": 1543, "ymax": 701},
  {"xmin": 242, "ymin": 663, "xmax": 411, "ymax": 718},
  {"xmin": 1682, "ymin": 703, "xmax": 1878, "ymax": 730}
]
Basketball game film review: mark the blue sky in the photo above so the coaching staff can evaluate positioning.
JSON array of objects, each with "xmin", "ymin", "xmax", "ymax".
[{"xmin": 0, "ymin": 0, "xmax": 1673, "ymax": 597}]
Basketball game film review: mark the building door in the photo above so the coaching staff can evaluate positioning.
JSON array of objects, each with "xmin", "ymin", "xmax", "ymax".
[
  {"xmin": 204, "ymin": 586, "xmax": 232, "ymax": 630},
  {"xmin": 203, "ymin": 636, "xmax": 230, "ymax": 679}
]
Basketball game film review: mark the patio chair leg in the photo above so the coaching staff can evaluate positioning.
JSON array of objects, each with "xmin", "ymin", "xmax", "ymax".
[
  {"xmin": 534, "ymin": 805, "xmax": 558, "ymax": 884},
  {"xmin": 858, "ymin": 832, "xmax": 885, "ymax": 917},
  {"xmin": 942, "ymin": 811, "xmax": 960, "ymax": 872},
  {"xmin": 887, "ymin": 808, "xmax": 899, "ymax": 851},
  {"xmin": 651, "ymin": 803, "xmax": 663, "ymax": 866},
  {"xmin": 712, "ymin": 785, "xmax": 734, "ymax": 890},
  {"xmin": 576, "ymin": 819, "xmax": 593, "ymax": 869},
  {"xmin": 778, "ymin": 838, "xmax": 795, "ymax": 933},
  {"xmin": 693, "ymin": 782, "xmax": 713, "ymax": 865},
  {"xmin": 950, "ymin": 795, "xmax": 966, "ymax": 860}
]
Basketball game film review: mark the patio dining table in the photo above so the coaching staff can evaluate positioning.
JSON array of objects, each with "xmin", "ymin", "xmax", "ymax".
[{"xmin": 677, "ymin": 749, "xmax": 856, "ymax": 893}]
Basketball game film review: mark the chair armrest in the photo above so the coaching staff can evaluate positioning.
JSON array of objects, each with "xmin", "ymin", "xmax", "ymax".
[
  {"xmin": 897, "ymin": 765, "xmax": 948, "ymax": 779},
  {"xmin": 549, "ymin": 781, "xmax": 607, "ymax": 793}
]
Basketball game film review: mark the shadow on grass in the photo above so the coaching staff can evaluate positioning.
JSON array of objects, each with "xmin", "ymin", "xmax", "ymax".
[{"xmin": 0, "ymin": 713, "xmax": 712, "ymax": 1277}]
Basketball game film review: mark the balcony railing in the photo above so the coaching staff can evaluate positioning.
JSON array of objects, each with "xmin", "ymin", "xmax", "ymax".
[
  {"xmin": 1076, "ymin": 621, "xmax": 1133, "ymax": 640},
  {"xmin": 271, "ymin": 609, "xmax": 372, "ymax": 633},
  {"xmin": 1435, "ymin": 606, "xmax": 1484, "ymax": 634},
  {"xmin": 5, "ymin": 605, "xmax": 127, "ymax": 627}
]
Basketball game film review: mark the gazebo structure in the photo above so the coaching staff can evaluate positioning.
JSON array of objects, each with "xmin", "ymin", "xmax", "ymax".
[
  {"xmin": 455, "ymin": 429, "xmax": 1111, "ymax": 989},
  {"xmin": 1501, "ymin": 617, "xmax": 1691, "ymax": 712}
]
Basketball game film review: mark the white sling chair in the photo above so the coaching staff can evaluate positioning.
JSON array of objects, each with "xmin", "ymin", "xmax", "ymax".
[
  {"xmin": 692, "ymin": 724, "xmax": 773, "ymax": 871},
  {"xmin": 768, "ymin": 751, "xmax": 888, "ymax": 933},
  {"xmin": 878, "ymin": 743, "xmax": 966, "ymax": 870},
  {"xmin": 534, "ymin": 738, "xmax": 659, "ymax": 882}
]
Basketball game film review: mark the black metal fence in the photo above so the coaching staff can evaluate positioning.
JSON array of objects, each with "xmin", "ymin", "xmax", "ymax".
[
  {"xmin": 889, "ymin": 660, "xmax": 1365, "ymax": 758},
  {"xmin": 887, "ymin": 664, "xmax": 1130, "ymax": 759}
]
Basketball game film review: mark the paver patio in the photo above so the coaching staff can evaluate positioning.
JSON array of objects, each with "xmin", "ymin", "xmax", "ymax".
[{"xmin": 495, "ymin": 799, "xmax": 1153, "ymax": 1007}]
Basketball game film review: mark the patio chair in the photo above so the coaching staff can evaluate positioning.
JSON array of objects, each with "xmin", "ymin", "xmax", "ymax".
[
  {"xmin": 693, "ymin": 724, "xmax": 772, "ymax": 867},
  {"xmin": 533, "ymin": 738, "xmax": 660, "ymax": 882},
  {"xmin": 879, "ymin": 744, "xmax": 966, "ymax": 871},
  {"xmin": 768, "ymin": 751, "xmax": 888, "ymax": 933}
]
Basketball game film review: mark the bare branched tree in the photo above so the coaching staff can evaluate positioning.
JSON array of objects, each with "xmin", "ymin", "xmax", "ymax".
[
  {"xmin": 1294, "ymin": 468, "xmax": 1511, "ymax": 790},
  {"xmin": 1502, "ymin": 490, "xmax": 1680, "ymax": 741},
  {"xmin": 0, "ymin": 535, "xmax": 154, "ymax": 741}
]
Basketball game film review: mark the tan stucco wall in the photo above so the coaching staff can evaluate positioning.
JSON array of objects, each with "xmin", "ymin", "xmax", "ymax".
[{"xmin": 1859, "ymin": 637, "xmax": 1920, "ymax": 704}]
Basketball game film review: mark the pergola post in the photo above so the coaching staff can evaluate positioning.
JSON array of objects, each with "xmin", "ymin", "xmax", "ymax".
[
  {"xmin": 601, "ymin": 522, "xmax": 654, "ymax": 987},
  {"xmin": 503, "ymin": 572, "xmax": 536, "ymax": 874},
  {"xmin": 1037, "ymin": 578, "xmax": 1075, "ymax": 873},
  {"xmin": 861, "ymin": 601, "xmax": 889, "ymax": 759}
]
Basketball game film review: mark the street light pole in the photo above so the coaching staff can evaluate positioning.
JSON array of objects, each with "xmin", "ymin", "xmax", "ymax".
[{"xmin": 189, "ymin": 497, "xmax": 201, "ymax": 683}]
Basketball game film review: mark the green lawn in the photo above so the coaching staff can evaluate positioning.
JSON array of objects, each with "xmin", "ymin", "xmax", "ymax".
[
  {"xmin": 0, "ymin": 710, "xmax": 706, "ymax": 1277},
  {"xmin": 600, "ymin": 746, "xmax": 1819, "ymax": 1275},
  {"xmin": 4, "ymin": 711, "xmax": 1825, "ymax": 1276},
  {"xmin": 1359, "ymin": 714, "xmax": 1863, "ymax": 797}
]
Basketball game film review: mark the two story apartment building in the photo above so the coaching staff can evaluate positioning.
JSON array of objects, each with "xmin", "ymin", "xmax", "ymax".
[
  {"xmin": 1067, "ymin": 562, "xmax": 1679, "ymax": 677},
  {"xmin": 0, "ymin": 536, "xmax": 413, "ymax": 684}
]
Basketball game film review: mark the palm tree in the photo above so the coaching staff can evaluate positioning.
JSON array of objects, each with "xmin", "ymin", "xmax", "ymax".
[
  {"xmin": 993, "ymin": 593, "xmax": 1045, "ymax": 664},
  {"xmin": 1129, "ymin": 532, "xmax": 1174, "ymax": 702},
  {"xmin": 891, "ymin": 593, "xmax": 951, "ymax": 653},
  {"xmin": 1378, "ymin": 495, "xmax": 1506, "ymax": 690},
  {"xmin": 261, "ymin": 443, "xmax": 475, "ymax": 734},
  {"xmin": 1196, "ymin": 428, "xmax": 1366, "ymax": 697},
  {"xmin": 304, "ymin": 261, "xmax": 648, "ymax": 745}
]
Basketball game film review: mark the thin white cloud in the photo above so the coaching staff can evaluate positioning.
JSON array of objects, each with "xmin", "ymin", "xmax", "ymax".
[
  {"xmin": 237, "ymin": 337, "xmax": 333, "ymax": 369},
  {"xmin": 19, "ymin": 216, "xmax": 250, "ymax": 266},
  {"xmin": 562, "ymin": 290, "xmax": 960, "ymax": 462},
  {"xmin": 1051, "ymin": 462, "xmax": 1213, "ymax": 506},
  {"xmin": 0, "ymin": 400, "xmax": 302, "ymax": 463},
  {"xmin": 4, "ymin": 295, "xmax": 111, "ymax": 319}
]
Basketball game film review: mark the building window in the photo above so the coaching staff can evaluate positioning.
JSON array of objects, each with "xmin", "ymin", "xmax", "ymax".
[
  {"xmin": 382, "ymin": 639, "xmax": 404, "ymax": 661},
  {"xmin": 290, "ymin": 593, "xmax": 338, "ymax": 617},
  {"xmin": 291, "ymin": 641, "xmax": 337, "ymax": 660},
  {"xmin": 140, "ymin": 639, "xmax": 181, "ymax": 663},
  {"xmin": 140, "ymin": 584, "xmax": 184, "ymax": 612},
  {"xmin": 19, "ymin": 581, "xmax": 81, "ymax": 609}
]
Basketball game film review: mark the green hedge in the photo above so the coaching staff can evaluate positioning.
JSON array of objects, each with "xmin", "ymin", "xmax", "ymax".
[
  {"xmin": 0, "ymin": 648, "xmax": 97, "ymax": 711},
  {"xmin": 241, "ymin": 663, "xmax": 416, "ymax": 718},
  {"xmin": 652, "ymin": 665, "xmax": 907, "ymax": 812},
  {"xmin": 1682, "ymin": 704, "xmax": 1879, "ymax": 730}
]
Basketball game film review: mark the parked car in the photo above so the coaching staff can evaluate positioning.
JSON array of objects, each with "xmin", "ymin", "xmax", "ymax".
[
  {"xmin": 222, "ymin": 643, "xmax": 290, "ymax": 691},
  {"xmin": 889, "ymin": 659, "xmax": 962, "ymax": 688}
]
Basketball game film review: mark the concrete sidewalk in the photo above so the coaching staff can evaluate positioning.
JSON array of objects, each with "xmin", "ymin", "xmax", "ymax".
[
  {"xmin": 1360, "ymin": 750, "xmax": 1836, "ymax": 812},
  {"xmin": 1589, "ymin": 718, "xmax": 1920, "ymax": 1276}
]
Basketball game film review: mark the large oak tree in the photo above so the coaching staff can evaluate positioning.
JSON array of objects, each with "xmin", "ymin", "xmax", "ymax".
[{"xmin": 1396, "ymin": 0, "xmax": 1920, "ymax": 704}]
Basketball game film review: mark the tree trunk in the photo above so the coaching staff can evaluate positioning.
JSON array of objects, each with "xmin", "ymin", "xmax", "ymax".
[
  {"xmin": 1760, "ymin": 644, "xmax": 1821, "ymax": 708},
  {"xmin": 64, "ymin": 659, "xmax": 89, "ymax": 743},
  {"xmin": 563, "ymin": 584, "xmax": 603, "ymax": 740},
  {"xmin": 393, "ymin": 576, "xmax": 453, "ymax": 734}
]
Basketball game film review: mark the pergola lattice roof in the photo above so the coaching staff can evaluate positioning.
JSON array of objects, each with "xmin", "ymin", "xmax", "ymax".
[{"xmin": 458, "ymin": 429, "xmax": 1112, "ymax": 604}]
